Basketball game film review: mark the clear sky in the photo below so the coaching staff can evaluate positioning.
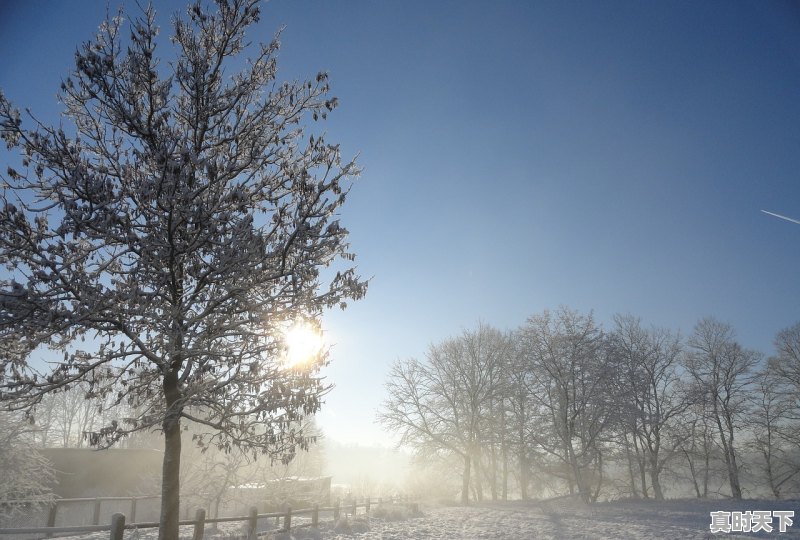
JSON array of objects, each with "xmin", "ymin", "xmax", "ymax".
[{"xmin": 1, "ymin": 1, "xmax": 799, "ymax": 447}]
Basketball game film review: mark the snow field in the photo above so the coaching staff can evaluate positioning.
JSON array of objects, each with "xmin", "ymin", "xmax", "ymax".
[{"xmin": 12, "ymin": 499, "xmax": 800, "ymax": 540}]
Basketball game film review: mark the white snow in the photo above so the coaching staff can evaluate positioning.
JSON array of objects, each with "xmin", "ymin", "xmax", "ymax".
[
  {"xmin": 31, "ymin": 498, "xmax": 800, "ymax": 540},
  {"xmin": 274, "ymin": 498, "xmax": 800, "ymax": 540}
]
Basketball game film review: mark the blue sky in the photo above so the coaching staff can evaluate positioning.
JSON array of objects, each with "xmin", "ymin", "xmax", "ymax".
[{"xmin": 1, "ymin": 1, "xmax": 799, "ymax": 446}]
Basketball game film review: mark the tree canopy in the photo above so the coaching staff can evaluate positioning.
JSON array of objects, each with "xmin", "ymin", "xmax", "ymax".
[{"xmin": 0, "ymin": 0, "xmax": 366, "ymax": 536}]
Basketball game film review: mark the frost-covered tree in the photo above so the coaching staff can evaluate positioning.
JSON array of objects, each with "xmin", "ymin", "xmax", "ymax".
[
  {"xmin": 609, "ymin": 314, "xmax": 688, "ymax": 500},
  {"xmin": 378, "ymin": 324, "xmax": 509, "ymax": 504},
  {"xmin": 0, "ymin": 1, "xmax": 365, "ymax": 537},
  {"xmin": 0, "ymin": 412, "xmax": 55, "ymax": 524},
  {"xmin": 771, "ymin": 322, "xmax": 800, "ymax": 418},
  {"xmin": 747, "ymin": 368, "xmax": 799, "ymax": 498},
  {"xmin": 519, "ymin": 308, "xmax": 615, "ymax": 502},
  {"xmin": 505, "ymin": 329, "xmax": 543, "ymax": 500},
  {"xmin": 685, "ymin": 318, "xmax": 758, "ymax": 500},
  {"xmin": 32, "ymin": 381, "xmax": 119, "ymax": 448}
]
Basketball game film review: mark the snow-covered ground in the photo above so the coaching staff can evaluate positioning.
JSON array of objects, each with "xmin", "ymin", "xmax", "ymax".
[
  {"xmin": 11, "ymin": 498, "xmax": 800, "ymax": 540},
  {"xmin": 274, "ymin": 498, "xmax": 800, "ymax": 540}
]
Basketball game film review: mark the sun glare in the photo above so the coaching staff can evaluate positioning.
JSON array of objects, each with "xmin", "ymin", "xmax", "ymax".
[{"xmin": 283, "ymin": 321, "xmax": 325, "ymax": 367}]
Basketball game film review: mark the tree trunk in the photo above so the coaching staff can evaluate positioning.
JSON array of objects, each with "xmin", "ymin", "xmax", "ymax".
[
  {"xmin": 683, "ymin": 448, "xmax": 702, "ymax": 498},
  {"xmin": 715, "ymin": 410, "xmax": 742, "ymax": 500},
  {"xmin": 567, "ymin": 444, "xmax": 588, "ymax": 503},
  {"xmin": 762, "ymin": 447, "xmax": 780, "ymax": 498},
  {"xmin": 724, "ymin": 412, "xmax": 743, "ymax": 500},
  {"xmin": 649, "ymin": 460, "xmax": 664, "ymax": 500},
  {"xmin": 498, "ymin": 399, "xmax": 508, "ymax": 500},
  {"xmin": 501, "ymin": 433, "xmax": 508, "ymax": 501},
  {"xmin": 702, "ymin": 442, "xmax": 710, "ymax": 498},
  {"xmin": 727, "ymin": 446, "xmax": 743, "ymax": 499},
  {"xmin": 647, "ymin": 430, "xmax": 664, "ymax": 500},
  {"xmin": 632, "ymin": 436, "xmax": 648, "ymax": 498},
  {"xmin": 518, "ymin": 419, "xmax": 528, "ymax": 499},
  {"xmin": 159, "ymin": 369, "xmax": 182, "ymax": 540},
  {"xmin": 623, "ymin": 435, "xmax": 639, "ymax": 498},
  {"xmin": 490, "ymin": 441, "xmax": 498, "ymax": 501},
  {"xmin": 474, "ymin": 452, "xmax": 484, "ymax": 502},
  {"xmin": 564, "ymin": 437, "xmax": 576, "ymax": 496},
  {"xmin": 461, "ymin": 455, "xmax": 471, "ymax": 505},
  {"xmin": 591, "ymin": 451, "xmax": 603, "ymax": 503}
]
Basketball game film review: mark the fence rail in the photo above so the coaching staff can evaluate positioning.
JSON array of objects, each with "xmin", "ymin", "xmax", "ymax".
[{"xmin": 0, "ymin": 496, "xmax": 418, "ymax": 540}]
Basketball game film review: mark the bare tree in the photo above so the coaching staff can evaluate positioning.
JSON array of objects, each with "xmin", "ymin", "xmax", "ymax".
[
  {"xmin": 519, "ymin": 308, "xmax": 614, "ymax": 502},
  {"xmin": 771, "ymin": 322, "xmax": 800, "ymax": 421},
  {"xmin": 505, "ymin": 331, "xmax": 535, "ymax": 499},
  {"xmin": 0, "ymin": 1, "xmax": 365, "ymax": 537},
  {"xmin": 748, "ymin": 368, "xmax": 800, "ymax": 498},
  {"xmin": 672, "ymin": 396, "xmax": 717, "ymax": 498},
  {"xmin": 609, "ymin": 314, "xmax": 688, "ymax": 499},
  {"xmin": 378, "ymin": 324, "xmax": 508, "ymax": 504},
  {"xmin": 32, "ymin": 382, "xmax": 117, "ymax": 448},
  {"xmin": 685, "ymin": 318, "xmax": 758, "ymax": 500}
]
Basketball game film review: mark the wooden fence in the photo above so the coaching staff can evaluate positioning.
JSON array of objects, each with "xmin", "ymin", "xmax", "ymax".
[
  {"xmin": 51, "ymin": 496, "xmax": 160, "ymax": 527},
  {"xmin": 0, "ymin": 496, "xmax": 418, "ymax": 540}
]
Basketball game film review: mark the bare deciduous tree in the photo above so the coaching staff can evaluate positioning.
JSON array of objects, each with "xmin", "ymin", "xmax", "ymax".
[
  {"xmin": 609, "ymin": 314, "xmax": 688, "ymax": 500},
  {"xmin": 748, "ymin": 368, "xmax": 799, "ymax": 498},
  {"xmin": 378, "ymin": 324, "xmax": 508, "ymax": 504},
  {"xmin": 672, "ymin": 395, "xmax": 717, "ymax": 498},
  {"xmin": 685, "ymin": 318, "xmax": 758, "ymax": 500},
  {"xmin": 32, "ymin": 382, "xmax": 118, "ymax": 448},
  {"xmin": 0, "ymin": 1, "xmax": 365, "ymax": 537},
  {"xmin": 520, "ymin": 308, "xmax": 614, "ymax": 502},
  {"xmin": 771, "ymin": 322, "xmax": 800, "ymax": 420},
  {"xmin": 505, "ymin": 330, "xmax": 538, "ymax": 499}
]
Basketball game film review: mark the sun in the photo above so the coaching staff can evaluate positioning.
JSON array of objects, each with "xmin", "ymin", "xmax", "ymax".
[{"xmin": 282, "ymin": 321, "xmax": 325, "ymax": 367}]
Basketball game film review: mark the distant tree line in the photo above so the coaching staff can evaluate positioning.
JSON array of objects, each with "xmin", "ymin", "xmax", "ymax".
[{"xmin": 379, "ymin": 308, "xmax": 800, "ymax": 503}]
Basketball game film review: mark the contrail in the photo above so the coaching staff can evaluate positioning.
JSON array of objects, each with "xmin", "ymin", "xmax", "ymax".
[{"xmin": 762, "ymin": 210, "xmax": 800, "ymax": 225}]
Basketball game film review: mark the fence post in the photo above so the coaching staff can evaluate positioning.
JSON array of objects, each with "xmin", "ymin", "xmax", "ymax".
[
  {"xmin": 366, "ymin": 497, "xmax": 370, "ymax": 514},
  {"xmin": 284, "ymin": 506, "xmax": 291, "ymax": 531},
  {"xmin": 193, "ymin": 508, "xmax": 206, "ymax": 540},
  {"xmin": 247, "ymin": 506, "xmax": 258, "ymax": 540},
  {"xmin": 46, "ymin": 502, "xmax": 57, "ymax": 538},
  {"xmin": 351, "ymin": 498, "xmax": 356, "ymax": 517},
  {"xmin": 312, "ymin": 504, "xmax": 319, "ymax": 528},
  {"xmin": 130, "ymin": 497, "xmax": 138, "ymax": 523},
  {"xmin": 109, "ymin": 513, "xmax": 125, "ymax": 540},
  {"xmin": 333, "ymin": 498, "xmax": 340, "ymax": 520},
  {"xmin": 93, "ymin": 498, "xmax": 102, "ymax": 525}
]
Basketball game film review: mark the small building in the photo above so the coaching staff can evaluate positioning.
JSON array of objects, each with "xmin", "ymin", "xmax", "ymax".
[{"xmin": 39, "ymin": 448, "xmax": 162, "ymax": 498}]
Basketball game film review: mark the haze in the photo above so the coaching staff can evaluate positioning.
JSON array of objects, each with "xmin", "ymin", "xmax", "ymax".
[{"xmin": 1, "ymin": 2, "xmax": 799, "ymax": 535}]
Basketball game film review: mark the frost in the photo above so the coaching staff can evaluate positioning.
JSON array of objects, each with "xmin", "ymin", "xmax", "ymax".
[{"xmin": 0, "ymin": 0, "xmax": 365, "ymax": 537}]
